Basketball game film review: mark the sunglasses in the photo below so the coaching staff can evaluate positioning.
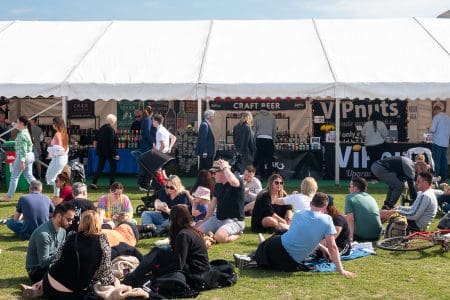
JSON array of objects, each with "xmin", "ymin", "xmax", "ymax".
[
  {"xmin": 166, "ymin": 185, "xmax": 176, "ymax": 190},
  {"xmin": 274, "ymin": 181, "xmax": 284, "ymax": 185},
  {"xmin": 63, "ymin": 215, "xmax": 74, "ymax": 223},
  {"xmin": 135, "ymin": 115, "xmax": 141, "ymax": 118}
]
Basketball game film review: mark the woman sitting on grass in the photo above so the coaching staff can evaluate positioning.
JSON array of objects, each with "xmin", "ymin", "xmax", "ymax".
[
  {"xmin": 51, "ymin": 172, "xmax": 73, "ymax": 206},
  {"xmin": 123, "ymin": 205, "xmax": 210, "ymax": 286},
  {"xmin": 141, "ymin": 175, "xmax": 190, "ymax": 236},
  {"xmin": 21, "ymin": 210, "xmax": 115, "ymax": 299},
  {"xmin": 97, "ymin": 182, "xmax": 135, "ymax": 228},
  {"xmin": 251, "ymin": 174, "xmax": 292, "ymax": 233}
]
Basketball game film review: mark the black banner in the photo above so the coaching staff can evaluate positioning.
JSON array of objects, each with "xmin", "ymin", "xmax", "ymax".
[
  {"xmin": 312, "ymin": 99, "xmax": 408, "ymax": 142},
  {"xmin": 67, "ymin": 100, "xmax": 95, "ymax": 119},
  {"xmin": 210, "ymin": 99, "xmax": 306, "ymax": 111}
]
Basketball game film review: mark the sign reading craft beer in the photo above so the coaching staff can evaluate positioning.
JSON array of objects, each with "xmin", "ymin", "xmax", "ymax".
[
  {"xmin": 210, "ymin": 99, "xmax": 306, "ymax": 111},
  {"xmin": 67, "ymin": 100, "xmax": 95, "ymax": 119}
]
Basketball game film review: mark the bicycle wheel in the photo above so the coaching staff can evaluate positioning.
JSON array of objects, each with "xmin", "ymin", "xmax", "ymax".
[{"xmin": 377, "ymin": 236, "xmax": 435, "ymax": 251}]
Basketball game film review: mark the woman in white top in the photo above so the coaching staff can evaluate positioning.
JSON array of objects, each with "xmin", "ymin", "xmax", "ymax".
[
  {"xmin": 272, "ymin": 176, "xmax": 318, "ymax": 211},
  {"xmin": 46, "ymin": 117, "xmax": 69, "ymax": 197},
  {"xmin": 361, "ymin": 111, "xmax": 388, "ymax": 164}
]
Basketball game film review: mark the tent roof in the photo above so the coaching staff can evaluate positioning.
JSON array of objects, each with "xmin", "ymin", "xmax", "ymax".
[{"xmin": 0, "ymin": 19, "xmax": 449, "ymax": 100}]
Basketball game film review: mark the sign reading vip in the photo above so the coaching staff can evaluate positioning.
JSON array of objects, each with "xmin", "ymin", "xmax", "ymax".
[
  {"xmin": 312, "ymin": 99, "xmax": 408, "ymax": 142},
  {"xmin": 210, "ymin": 99, "xmax": 306, "ymax": 111}
]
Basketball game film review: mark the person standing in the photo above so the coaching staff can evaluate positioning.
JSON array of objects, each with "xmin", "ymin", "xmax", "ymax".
[
  {"xmin": 253, "ymin": 109, "xmax": 276, "ymax": 179},
  {"xmin": 3, "ymin": 180, "xmax": 54, "ymax": 239},
  {"xmin": 371, "ymin": 156, "xmax": 417, "ymax": 209},
  {"xmin": 29, "ymin": 118, "xmax": 44, "ymax": 180},
  {"xmin": 130, "ymin": 109, "xmax": 143, "ymax": 131},
  {"xmin": 91, "ymin": 114, "xmax": 120, "ymax": 189},
  {"xmin": 0, "ymin": 111, "xmax": 11, "ymax": 140},
  {"xmin": 1, "ymin": 116, "xmax": 36, "ymax": 202},
  {"xmin": 233, "ymin": 111, "xmax": 256, "ymax": 174},
  {"xmin": 362, "ymin": 111, "xmax": 388, "ymax": 165},
  {"xmin": 46, "ymin": 117, "xmax": 69, "ymax": 197},
  {"xmin": 196, "ymin": 110, "xmax": 216, "ymax": 171},
  {"xmin": 153, "ymin": 114, "xmax": 177, "ymax": 154},
  {"xmin": 430, "ymin": 102, "xmax": 450, "ymax": 183}
]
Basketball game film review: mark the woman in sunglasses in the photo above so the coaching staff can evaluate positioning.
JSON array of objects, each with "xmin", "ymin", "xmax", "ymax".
[
  {"xmin": 251, "ymin": 174, "xmax": 293, "ymax": 233},
  {"xmin": 141, "ymin": 175, "xmax": 190, "ymax": 236}
]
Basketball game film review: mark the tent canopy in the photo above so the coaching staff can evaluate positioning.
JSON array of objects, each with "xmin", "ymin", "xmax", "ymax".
[{"xmin": 0, "ymin": 18, "xmax": 449, "ymax": 100}]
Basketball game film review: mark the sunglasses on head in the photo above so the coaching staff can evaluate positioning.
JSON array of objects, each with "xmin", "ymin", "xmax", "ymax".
[
  {"xmin": 166, "ymin": 185, "xmax": 175, "ymax": 190},
  {"xmin": 274, "ymin": 181, "xmax": 284, "ymax": 185}
]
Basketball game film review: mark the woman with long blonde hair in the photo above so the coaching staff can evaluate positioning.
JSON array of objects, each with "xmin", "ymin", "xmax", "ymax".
[
  {"xmin": 141, "ymin": 175, "xmax": 190, "ymax": 236},
  {"xmin": 232, "ymin": 111, "xmax": 256, "ymax": 174},
  {"xmin": 46, "ymin": 117, "xmax": 69, "ymax": 196},
  {"xmin": 251, "ymin": 174, "xmax": 293, "ymax": 233}
]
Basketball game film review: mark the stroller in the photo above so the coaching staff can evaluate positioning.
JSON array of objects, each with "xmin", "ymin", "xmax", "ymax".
[
  {"xmin": 69, "ymin": 161, "xmax": 86, "ymax": 183},
  {"xmin": 135, "ymin": 149, "xmax": 174, "ymax": 216}
]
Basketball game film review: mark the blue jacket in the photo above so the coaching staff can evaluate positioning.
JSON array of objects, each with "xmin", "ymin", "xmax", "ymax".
[
  {"xmin": 196, "ymin": 120, "xmax": 215, "ymax": 158},
  {"xmin": 140, "ymin": 116, "xmax": 157, "ymax": 152}
]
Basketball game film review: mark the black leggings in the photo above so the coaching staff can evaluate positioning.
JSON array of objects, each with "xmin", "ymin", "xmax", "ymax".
[
  {"xmin": 254, "ymin": 235, "xmax": 301, "ymax": 272},
  {"xmin": 42, "ymin": 274, "xmax": 84, "ymax": 300}
]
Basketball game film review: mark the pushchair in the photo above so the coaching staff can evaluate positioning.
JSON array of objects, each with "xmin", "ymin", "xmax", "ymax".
[
  {"xmin": 135, "ymin": 149, "xmax": 175, "ymax": 216},
  {"xmin": 69, "ymin": 161, "xmax": 86, "ymax": 183}
]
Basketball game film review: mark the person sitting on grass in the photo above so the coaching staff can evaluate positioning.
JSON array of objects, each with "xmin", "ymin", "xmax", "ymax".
[
  {"xmin": 198, "ymin": 159, "xmax": 245, "ymax": 243},
  {"xmin": 25, "ymin": 202, "xmax": 75, "ymax": 283},
  {"xmin": 191, "ymin": 186, "xmax": 211, "ymax": 223},
  {"xmin": 51, "ymin": 172, "xmax": 73, "ymax": 206},
  {"xmin": 251, "ymin": 174, "xmax": 292, "ymax": 233},
  {"xmin": 2, "ymin": 180, "xmax": 54, "ymax": 240},
  {"xmin": 97, "ymin": 182, "xmax": 135, "ymax": 229},
  {"xmin": 380, "ymin": 172, "xmax": 438, "ymax": 233},
  {"xmin": 345, "ymin": 177, "xmax": 382, "ymax": 242},
  {"xmin": 123, "ymin": 205, "xmax": 210, "ymax": 287},
  {"xmin": 272, "ymin": 176, "xmax": 318, "ymax": 212},
  {"xmin": 235, "ymin": 192, "xmax": 355, "ymax": 277},
  {"xmin": 321, "ymin": 196, "xmax": 351, "ymax": 256},
  {"xmin": 241, "ymin": 165, "xmax": 262, "ymax": 215},
  {"xmin": 141, "ymin": 175, "xmax": 190, "ymax": 236}
]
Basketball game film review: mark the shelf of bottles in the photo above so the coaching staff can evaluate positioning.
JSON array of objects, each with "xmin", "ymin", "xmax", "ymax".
[
  {"xmin": 176, "ymin": 128, "xmax": 198, "ymax": 173},
  {"xmin": 275, "ymin": 132, "xmax": 318, "ymax": 152},
  {"xmin": 116, "ymin": 129, "xmax": 140, "ymax": 149}
]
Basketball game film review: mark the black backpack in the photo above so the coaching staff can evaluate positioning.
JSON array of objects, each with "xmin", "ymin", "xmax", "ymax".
[
  {"xmin": 151, "ymin": 271, "xmax": 199, "ymax": 298},
  {"xmin": 187, "ymin": 259, "xmax": 238, "ymax": 291}
]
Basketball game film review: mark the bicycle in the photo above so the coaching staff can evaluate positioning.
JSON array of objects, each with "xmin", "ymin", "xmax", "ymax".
[{"xmin": 377, "ymin": 229, "xmax": 450, "ymax": 252}]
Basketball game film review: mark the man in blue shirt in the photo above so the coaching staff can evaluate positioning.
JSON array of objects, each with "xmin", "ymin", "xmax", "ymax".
[
  {"xmin": 4, "ymin": 180, "xmax": 54, "ymax": 239},
  {"xmin": 25, "ymin": 201, "xmax": 75, "ymax": 283},
  {"xmin": 248, "ymin": 192, "xmax": 354, "ymax": 276},
  {"xmin": 430, "ymin": 103, "xmax": 450, "ymax": 183}
]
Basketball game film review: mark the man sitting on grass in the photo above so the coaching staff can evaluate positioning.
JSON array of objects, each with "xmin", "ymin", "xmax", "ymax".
[
  {"xmin": 345, "ymin": 177, "xmax": 382, "ymax": 242},
  {"xmin": 25, "ymin": 202, "xmax": 75, "ymax": 283},
  {"xmin": 235, "ymin": 192, "xmax": 354, "ymax": 277},
  {"xmin": 2, "ymin": 180, "xmax": 54, "ymax": 239},
  {"xmin": 380, "ymin": 172, "xmax": 438, "ymax": 233}
]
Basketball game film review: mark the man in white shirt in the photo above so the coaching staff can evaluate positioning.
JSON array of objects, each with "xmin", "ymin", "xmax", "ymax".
[
  {"xmin": 152, "ymin": 114, "xmax": 176, "ymax": 154},
  {"xmin": 272, "ymin": 177, "xmax": 318, "ymax": 211},
  {"xmin": 430, "ymin": 102, "xmax": 450, "ymax": 183}
]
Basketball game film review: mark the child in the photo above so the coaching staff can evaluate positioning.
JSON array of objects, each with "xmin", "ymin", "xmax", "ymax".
[{"xmin": 191, "ymin": 186, "xmax": 210, "ymax": 223}]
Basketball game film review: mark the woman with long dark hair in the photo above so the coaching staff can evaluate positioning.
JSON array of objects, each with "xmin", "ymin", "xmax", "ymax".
[
  {"xmin": 46, "ymin": 117, "xmax": 69, "ymax": 197},
  {"xmin": 191, "ymin": 169, "xmax": 215, "ymax": 197},
  {"xmin": 323, "ymin": 197, "xmax": 352, "ymax": 256},
  {"xmin": 1, "ymin": 116, "xmax": 36, "ymax": 202},
  {"xmin": 124, "ymin": 205, "xmax": 210, "ymax": 285},
  {"xmin": 362, "ymin": 111, "xmax": 388, "ymax": 164}
]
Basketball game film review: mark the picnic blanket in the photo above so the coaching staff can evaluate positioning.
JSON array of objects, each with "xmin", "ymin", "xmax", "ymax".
[{"xmin": 305, "ymin": 242, "xmax": 375, "ymax": 273}]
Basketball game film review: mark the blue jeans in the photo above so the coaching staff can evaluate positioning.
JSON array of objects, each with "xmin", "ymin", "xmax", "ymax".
[
  {"xmin": 432, "ymin": 144, "xmax": 448, "ymax": 182},
  {"xmin": 141, "ymin": 211, "xmax": 169, "ymax": 234},
  {"xmin": 7, "ymin": 153, "xmax": 36, "ymax": 197},
  {"xmin": 6, "ymin": 219, "xmax": 29, "ymax": 239}
]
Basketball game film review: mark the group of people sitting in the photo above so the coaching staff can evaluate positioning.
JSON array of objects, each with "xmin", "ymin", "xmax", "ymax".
[{"xmin": 1, "ymin": 150, "xmax": 448, "ymax": 297}]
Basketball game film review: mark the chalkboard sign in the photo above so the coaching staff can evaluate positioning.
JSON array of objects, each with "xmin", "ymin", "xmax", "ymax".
[{"xmin": 67, "ymin": 100, "xmax": 95, "ymax": 119}]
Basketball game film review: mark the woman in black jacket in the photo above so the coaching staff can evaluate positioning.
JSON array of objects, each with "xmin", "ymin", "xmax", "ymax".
[
  {"xmin": 124, "ymin": 205, "xmax": 210, "ymax": 285},
  {"xmin": 91, "ymin": 114, "xmax": 119, "ymax": 189},
  {"xmin": 233, "ymin": 111, "xmax": 256, "ymax": 174}
]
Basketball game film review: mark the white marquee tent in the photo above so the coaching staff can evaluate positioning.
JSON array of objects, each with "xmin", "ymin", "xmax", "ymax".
[{"xmin": 0, "ymin": 18, "xmax": 449, "ymax": 183}]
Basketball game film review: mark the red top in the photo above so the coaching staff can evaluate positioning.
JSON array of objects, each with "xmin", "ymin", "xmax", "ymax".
[{"xmin": 60, "ymin": 185, "xmax": 74, "ymax": 202}]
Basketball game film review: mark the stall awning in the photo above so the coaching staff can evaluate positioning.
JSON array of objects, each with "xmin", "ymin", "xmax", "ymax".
[
  {"xmin": 0, "ymin": 19, "xmax": 449, "ymax": 101},
  {"xmin": 315, "ymin": 18, "xmax": 450, "ymax": 100},
  {"xmin": 200, "ymin": 20, "xmax": 335, "ymax": 99}
]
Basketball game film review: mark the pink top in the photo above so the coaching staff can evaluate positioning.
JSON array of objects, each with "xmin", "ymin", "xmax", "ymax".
[{"xmin": 51, "ymin": 136, "xmax": 58, "ymax": 146}]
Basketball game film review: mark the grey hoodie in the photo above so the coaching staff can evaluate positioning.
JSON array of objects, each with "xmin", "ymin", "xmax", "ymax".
[{"xmin": 253, "ymin": 110, "xmax": 277, "ymax": 142}]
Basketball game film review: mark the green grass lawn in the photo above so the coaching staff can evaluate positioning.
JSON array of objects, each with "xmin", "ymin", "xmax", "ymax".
[{"xmin": 0, "ymin": 178, "xmax": 449, "ymax": 299}]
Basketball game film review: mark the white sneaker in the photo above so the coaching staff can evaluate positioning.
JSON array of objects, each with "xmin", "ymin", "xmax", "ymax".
[{"xmin": 258, "ymin": 233, "xmax": 266, "ymax": 243}]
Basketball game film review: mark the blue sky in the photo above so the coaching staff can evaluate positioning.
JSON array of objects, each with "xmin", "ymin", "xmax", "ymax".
[{"xmin": 0, "ymin": 0, "xmax": 448, "ymax": 20}]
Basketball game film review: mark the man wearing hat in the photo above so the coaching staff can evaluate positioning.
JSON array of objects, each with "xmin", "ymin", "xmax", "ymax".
[
  {"xmin": 198, "ymin": 159, "xmax": 245, "ymax": 243},
  {"xmin": 430, "ymin": 102, "xmax": 450, "ymax": 183}
]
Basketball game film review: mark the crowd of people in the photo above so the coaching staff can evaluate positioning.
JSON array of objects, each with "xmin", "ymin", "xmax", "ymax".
[{"xmin": 0, "ymin": 104, "xmax": 448, "ymax": 299}]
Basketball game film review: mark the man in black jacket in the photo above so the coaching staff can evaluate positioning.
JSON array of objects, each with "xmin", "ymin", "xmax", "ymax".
[{"xmin": 91, "ymin": 114, "xmax": 120, "ymax": 189}]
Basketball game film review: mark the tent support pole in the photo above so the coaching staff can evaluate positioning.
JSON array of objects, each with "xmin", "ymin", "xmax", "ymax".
[
  {"xmin": 61, "ymin": 96, "xmax": 68, "ymax": 124},
  {"xmin": 335, "ymin": 98, "xmax": 341, "ymax": 186}
]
